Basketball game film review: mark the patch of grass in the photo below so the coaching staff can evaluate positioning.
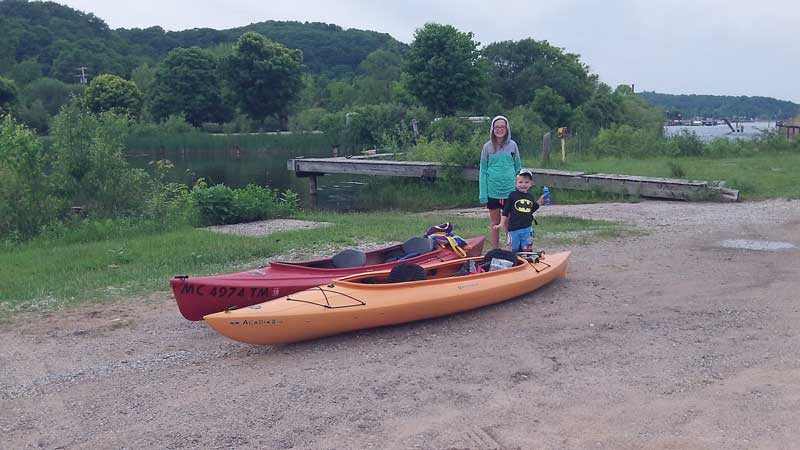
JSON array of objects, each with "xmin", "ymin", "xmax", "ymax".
[
  {"xmin": 0, "ymin": 211, "xmax": 624, "ymax": 315},
  {"xmin": 529, "ymin": 151, "xmax": 800, "ymax": 200}
]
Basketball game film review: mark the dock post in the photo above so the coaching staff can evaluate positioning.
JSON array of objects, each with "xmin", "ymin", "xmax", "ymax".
[{"xmin": 308, "ymin": 175, "xmax": 318, "ymax": 208}]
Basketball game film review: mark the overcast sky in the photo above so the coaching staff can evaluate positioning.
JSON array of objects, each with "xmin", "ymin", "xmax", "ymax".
[{"xmin": 58, "ymin": 0, "xmax": 800, "ymax": 103}]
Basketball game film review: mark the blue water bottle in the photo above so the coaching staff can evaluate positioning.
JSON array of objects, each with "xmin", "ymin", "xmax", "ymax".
[{"xmin": 542, "ymin": 186, "xmax": 553, "ymax": 205}]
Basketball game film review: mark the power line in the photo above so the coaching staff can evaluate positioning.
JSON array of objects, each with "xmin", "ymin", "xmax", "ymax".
[{"xmin": 76, "ymin": 66, "xmax": 89, "ymax": 84}]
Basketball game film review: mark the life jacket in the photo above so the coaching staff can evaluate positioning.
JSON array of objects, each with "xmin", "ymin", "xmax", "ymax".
[{"xmin": 424, "ymin": 222, "xmax": 471, "ymax": 257}]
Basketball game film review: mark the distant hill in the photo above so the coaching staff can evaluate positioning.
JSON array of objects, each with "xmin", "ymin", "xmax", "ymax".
[
  {"xmin": 0, "ymin": 0, "xmax": 406, "ymax": 82},
  {"xmin": 637, "ymin": 91, "xmax": 799, "ymax": 120}
]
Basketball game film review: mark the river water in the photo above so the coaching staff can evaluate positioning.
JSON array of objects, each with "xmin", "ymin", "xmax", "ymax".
[
  {"xmin": 664, "ymin": 121, "xmax": 774, "ymax": 141},
  {"xmin": 126, "ymin": 121, "xmax": 777, "ymax": 210},
  {"xmin": 126, "ymin": 145, "xmax": 368, "ymax": 211}
]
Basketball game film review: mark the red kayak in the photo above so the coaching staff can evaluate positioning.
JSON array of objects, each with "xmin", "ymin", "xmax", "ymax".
[{"xmin": 170, "ymin": 236, "xmax": 485, "ymax": 320}]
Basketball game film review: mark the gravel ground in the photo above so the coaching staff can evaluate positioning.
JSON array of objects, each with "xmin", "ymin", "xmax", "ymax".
[{"xmin": 1, "ymin": 199, "xmax": 799, "ymax": 450}]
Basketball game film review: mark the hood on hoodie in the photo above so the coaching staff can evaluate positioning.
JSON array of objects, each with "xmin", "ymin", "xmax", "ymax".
[{"xmin": 490, "ymin": 115, "xmax": 511, "ymax": 142}]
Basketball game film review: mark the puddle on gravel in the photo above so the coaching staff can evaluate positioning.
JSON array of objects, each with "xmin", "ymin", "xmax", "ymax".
[{"xmin": 719, "ymin": 239, "xmax": 797, "ymax": 251}]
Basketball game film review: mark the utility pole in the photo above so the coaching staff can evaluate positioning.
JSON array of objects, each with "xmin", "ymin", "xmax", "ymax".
[{"xmin": 76, "ymin": 67, "xmax": 89, "ymax": 84}]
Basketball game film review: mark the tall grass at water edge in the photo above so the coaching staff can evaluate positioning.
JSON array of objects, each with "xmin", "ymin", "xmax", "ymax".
[{"xmin": 125, "ymin": 129, "xmax": 333, "ymax": 152}]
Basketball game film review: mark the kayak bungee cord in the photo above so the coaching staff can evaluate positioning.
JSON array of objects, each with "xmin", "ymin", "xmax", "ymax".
[{"xmin": 286, "ymin": 286, "xmax": 366, "ymax": 309}]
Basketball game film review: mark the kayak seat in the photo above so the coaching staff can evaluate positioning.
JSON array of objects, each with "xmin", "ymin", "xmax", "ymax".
[
  {"xmin": 332, "ymin": 249, "xmax": 367, "ymax": 268},
  {"xmin": 384, "ymin": 249, "xmax": 405, "ymax": 262},
  {"xmin": 449, "ymin": 260, "xmax": 483, "ymax": 277},
  {"xmin": 387, "ymin": 263, "xmax": 426, "ymax": 283},
  {"xmin": 481, "ymin": 249, "xmax": 519, "ymax": 271},
  {"xmin": 402, "ymin": 237, "xmax": 435, "ymax": 255},
  {"xmin": 385, "ymin": 237, "xmax": 434, "ymax": 262}
]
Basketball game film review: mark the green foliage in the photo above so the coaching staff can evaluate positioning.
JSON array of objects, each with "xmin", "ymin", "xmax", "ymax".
[
  {"xmin": 49, "ymin": 101, "xmax": 150, "ymax": 216},
  {"xmin": 426, "ymin": 117, "xmax": 482, "ymax": 144},
  {"xmin": 130, "ymin": 63, "xmax": 155, "ymax": 92},
  {"xmin": 669, "ymin": 130, "xmax": 705, "ymax": 157},
  {"xmin": 148, "ymin": 47, "xmax": 229, "ymax": 126},
  {"xmin": 403, "ymin": 23, "xmax": 486, "ymax": 115},
  {"xmin": 355, "ymin": 177, "xmax": 478, "ymax": 211},
  {"xmin": 531, "ymin": 86, "xmax": 573, "ymax": 129},
  {"xmin": 83, "ymin": 74, "xmax": 143, "ymax": 119},
  {"xmin": 222, "ymin": 32, "xmax": 303, "ymax": 126},
  {"xmin": 12, "ymin": 77, "xmax": 84, "ymax": 133},
  {"xmin": 288, "ymin": 107, "xmax": 328, "ymax": 132},
  {"xmin": 589, "ymin": 125, "xmax": 672, "ymax": 158},
  {"xmin": 317, "ymin": 103, "xmax": 417, "ymax": 150},
  {"xmin": 141, "ymin": 159, "xmax": 196, "ymax": 226},
  {"xmin": 0, "ymin": 115, "xmax": 61, "ymax": 239},
  {"xmin": 0, "ymin": 1, "xmax": 133, "ymax": 82},
  {"xmin": 232, "ymin": 21, "xmax": 404, "ymax": 78},
  {"xmin": 21, "ymin": 77, "xmax": 80, "ymax": 116},
  {"xmin": 7, "ymin": 58, "xmax": 42, "ymax": 85},
  {"xmin": 0, "ymin": 77, "xmax": 18, "ymax": 115},
  {"xmin": 573, "ymin": 84, "xmax": 623, "ymax": 130},
  {"xmin": 667, "ymin": 161, "xmax": 686, "ymax": 178},
  {"xmin": 14, "ymin": 99, "xmax": 50, "ymax": 133},
  {"xmin": 617, "ymin": 90, "xmax": 665, "ymax": 131},
  {"xmin": 190, "ymin": 182, "xmax": 297, "ymax": 226},
  {"xmin": 504, "ymin": 105, "xmax": 549, "ymax": 157},
  {"xmin": 482, "ymin": 38, "xmax": 596, "ymax": 109},
  {"xmin": 406, "ymin": 137, "xmax": 481, "ymax": 168}
]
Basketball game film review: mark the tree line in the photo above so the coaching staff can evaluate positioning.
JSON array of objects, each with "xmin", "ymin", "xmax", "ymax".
[
  {"xmin": 637, "ymin": 92, "xmax": 799, "ymax": 120},
  {"xmin": 0, "ymin": 0, "xmax": 667, "ymax": 141}
]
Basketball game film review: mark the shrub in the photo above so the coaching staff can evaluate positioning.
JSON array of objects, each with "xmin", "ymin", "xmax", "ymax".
[
  {"xmin": 669, "ymin": 130, "xmax": 704, "ymax": 157},
  {"xmin": 588, "ymin": 125, "xmax": 673, "ymax": 158},
  {"xmin": 49, "ymin": 101, "xmax": 151, "ymax": 216},
  {"xmin": 0, "ymin": 115, "xmax": 62, "ymax": 239},
  {"xmin": 406, "ymin": 137, "xmax": 480, "ymax": 168},
  {"xmin": 425, "ymin": 117, "xmax": 481, "ymax": 144},
  {"xmin": 189, "ymin": 183, "xmax": 298, "ymax": 226},
  {"xmin": 667, "ymin": 161, "xmax": 686, "ymax": 178}
]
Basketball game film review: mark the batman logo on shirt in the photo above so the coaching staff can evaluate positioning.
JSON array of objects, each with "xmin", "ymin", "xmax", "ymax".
[{"xmin": 514, "ymin": 198, "xmax": 534, "ymax": 213}]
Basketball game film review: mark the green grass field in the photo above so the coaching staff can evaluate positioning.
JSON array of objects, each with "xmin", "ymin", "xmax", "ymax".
[{"xmin": 0, "ymin": 212, "xmax": 618, "ymax": 315}]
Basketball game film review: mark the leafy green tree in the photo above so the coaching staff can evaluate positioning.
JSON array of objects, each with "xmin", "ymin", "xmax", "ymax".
[
  {"xmin": 15, "ymin": 99, "xmax": 50, "ymax": 134},
  {"xmin": 14, "ymin": 77, "xmax": 82, "ymax": 132},
  {"xmin": 0, "ymin": 115, "xmax": 61, "ymax": 238},
  {"xmin": 354, "ymin": 49, "xmax": 403, "ymax": 105},
  {"xmin": 0, "ymin": 77, "xmax": 18, "ymax": 116},
  {"xmin": 574, "ymin": 84, "xmax": 623, "ymax": 130},
  {"xmin": 402, "ymin": 23, "xmax": 486, "ymax": 115},
  {"xmin": 8, "ymin": 59, "xmax": 43, "ymax": 85},
  {"xmin": 618, "ymin": 93, "xmax": 665, "ymax": 131},
  {"xmin": 148, "ymin": 47, "xmax": 229, "ymax": 126},
  {"xmin": 131, "ymin": 63, "xmax": 156, "ymax": 93},
  {"xmin": 221, "ymin": 32, "xmax": 303, "ymax": 128},
  {"xmin": 83, "ymin": 73, "xmax": 143, "ymax": 119},
  {"xmin": 531, "ymin": 86, "xmax": 572, "ymax": 129},
  {"xmin": 50, "ymin": 100, "xmax": 149, "ymax": 216},
  {"xmin": 483, "ymin": 39, "xmax": 595, "ymax": 109}
]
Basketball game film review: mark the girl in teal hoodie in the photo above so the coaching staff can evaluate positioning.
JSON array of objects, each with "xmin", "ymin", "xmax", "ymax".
[{"xmin": 480, "ymin": 115, "xmax": 521, "ymax": 249}]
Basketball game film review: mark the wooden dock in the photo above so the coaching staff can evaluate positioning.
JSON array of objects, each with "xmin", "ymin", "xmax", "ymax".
[{"xmin": 287, "ymin": 156, "xmax": 739, "ymax": 202}]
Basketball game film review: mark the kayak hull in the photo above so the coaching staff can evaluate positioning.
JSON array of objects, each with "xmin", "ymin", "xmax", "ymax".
[
  {"xmin": 204, "ymin": 251, "xmax": 569, "ymax": 345},
  {"xmin": 171, "ymin": 236, "xmax": 485, "ymax": 320}
]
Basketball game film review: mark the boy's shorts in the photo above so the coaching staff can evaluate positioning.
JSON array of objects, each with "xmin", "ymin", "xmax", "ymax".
[
  {"xmin": 509, "ymin": 227, "xmax": 533, "ymax": 253},
  {"xmin": 485, "ymin": 197, "xmax": 506, "ymax": 210}
]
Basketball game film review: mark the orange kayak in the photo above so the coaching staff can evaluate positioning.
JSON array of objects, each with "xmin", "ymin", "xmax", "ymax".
[{"xmin": 204, "ymin": 251, "xmax": 570, "ymax": 345}]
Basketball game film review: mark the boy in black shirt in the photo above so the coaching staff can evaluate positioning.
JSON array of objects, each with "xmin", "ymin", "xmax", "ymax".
[{"xmin": 492, "ymin": 169, "xmax": 544, "ymax": 253}]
